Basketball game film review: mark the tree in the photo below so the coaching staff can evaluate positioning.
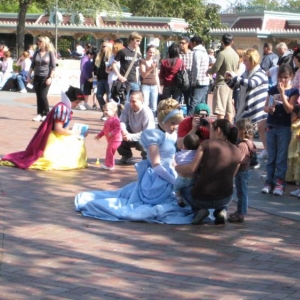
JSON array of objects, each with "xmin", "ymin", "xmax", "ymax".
[
  {"xmin": 0, "ymin": 0, "xmax": 122, "ymax": 57},
  {"xmin": 121, "ymin": 0, "xmax": 223, "ymax": 46}
]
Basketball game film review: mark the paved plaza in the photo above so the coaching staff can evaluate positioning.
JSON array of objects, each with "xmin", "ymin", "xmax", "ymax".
[{"xmin": 0, "ymin": 87, "xmax": 300, "ymax": 300}]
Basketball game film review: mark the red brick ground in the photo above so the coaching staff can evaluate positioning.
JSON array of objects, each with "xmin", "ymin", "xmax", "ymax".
[{"xmin": 0, "ymin": 92, "xmax": 300, "ymax": 300}]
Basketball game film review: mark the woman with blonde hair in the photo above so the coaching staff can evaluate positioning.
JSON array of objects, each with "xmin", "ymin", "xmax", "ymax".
[
  {"xmin": 107, "ymin": 40, "xmax": 124, "ymax": 92},
  {"xmin": 75, "ymin": 98, "xmax": 194, "ymax": 224},
  {"xmin": 94, "ymin": 41, "xmax": 112, "ymax": 118},
  {"xmin": 27, "ymin": 36, "xmax": 56, "ymax": 122},
  {"xmin": 226, "ymin": 48, "xmax": 268, "ymax": 158}
]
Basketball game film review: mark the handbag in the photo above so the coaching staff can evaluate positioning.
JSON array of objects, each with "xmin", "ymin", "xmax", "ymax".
[
  {"xmin": 111, "ymin": 50, "xmax": 138, "ymax": 103},
  {"xmin": 175, "ymin": 61, "xmax": 190, "ymax": 91}
]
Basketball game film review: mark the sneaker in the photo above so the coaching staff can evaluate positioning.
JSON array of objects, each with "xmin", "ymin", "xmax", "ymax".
[
  {"xmin": 290, "ymin": 189, "xmax": 300, "ymax": 197},
  {"xmin": 20, "ymin": 89, "xmax": 27, "ymax": 93},
  {"xmin": 100, "ymin": 165, "xmax": 114, "ymax": 170},
  {"xmin": 258, "ymin": 149, "xmax": 268, "ymax": 159},
  {"xmin": 32, "ymin": 114, "xmax": 42, "ymax": 122},
  {"xmin": 192, "ymin": 209, "xmax": 209, "ymax": 225},
  {"xmin": 41, "ymin": 115, "xmax": 47, "ymax": 122},
  {"xmin": 261, "ymin": 185, "xmax": 272, "ymax": 194},
  {"xmin": 228, "ymin": 211, "xmax": 244, "ymax": 223},
  {"xmin": 118, "ymin": 155, "xmax": 133, "ymax": 165},
  {"xmin": 78, "ymin": 104, "xmax": 86, "ymax": 111},
  {"xmin": 251, "ymin": 162, "xmax": 260, "ymax": 169},
  {"xmin": 92, "ymin": 104, "xmax": 98, "ymax": 110},
  {"xmin": 84, "ymin": 103, "xmax": 93, "ymax": 110},
  {"xmin": 273, "ymin": 186, "xmax": 284, "ymax": 196},
  {"xmin": 214, "ymin": 209, "xmax": 227, "ymax": 224}
]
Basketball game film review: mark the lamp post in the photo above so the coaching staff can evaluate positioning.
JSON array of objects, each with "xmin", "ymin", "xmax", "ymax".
[{"xmin": 54, "ymin": 0, "xmax": 58, "ymax": 51}]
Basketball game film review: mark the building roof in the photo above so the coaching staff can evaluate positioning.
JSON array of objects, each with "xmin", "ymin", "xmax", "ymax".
[
  {"xmin": 210, "ymin": 10, "xmax": 300, "ymax": 39},
  {"xmin": 0, "ymin": 12, "xmax": 188, "ymax": 38}
]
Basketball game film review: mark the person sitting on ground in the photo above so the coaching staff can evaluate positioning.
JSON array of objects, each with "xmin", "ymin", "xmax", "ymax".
[
  {"xmin": 117, "ymin": 90, "xmax": 155, "ymax": 164},
  {"xmin": 68, "ymin": 42, "xmax": 84, "ymax": 59},
  {"xmin": 176, "ymin": 119, "xmax": 243, "ymax": 225},
  {"xmin": 0, "ymin": 86, "xmax": 88, "ymax": 170},
  {"xmin": 177, "ymin": 103, "xmax": 211, "ymax": 150},
  {"xmin": 14, "ymin": 51, "xmax": 32, "ymax": 93},
  {"xmin": 75, "ymin": 98, "xmax": 194, "ymax": 224},
  {"xmin": 0, "ymin": 51, "xmax": 14, "ymax": 90},
  {"xmin": 174, "ymin": 133, "xmax": 199, "ymax": 207}
]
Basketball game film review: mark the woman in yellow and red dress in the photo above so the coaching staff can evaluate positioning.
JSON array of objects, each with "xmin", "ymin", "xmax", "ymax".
[{"xmin": 0, "ymin": 86, "xmax": 88, "ymax": 170}]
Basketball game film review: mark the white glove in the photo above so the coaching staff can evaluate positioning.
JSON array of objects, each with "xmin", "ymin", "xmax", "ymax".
[{"xmin": 153, "ymin": 165, "xmax": 176, "ymax": 185}]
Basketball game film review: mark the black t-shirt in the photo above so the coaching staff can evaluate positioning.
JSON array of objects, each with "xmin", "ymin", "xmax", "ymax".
[{"xmin": 114, "ymin": 47, "xmax": 141, "ymax": 83}]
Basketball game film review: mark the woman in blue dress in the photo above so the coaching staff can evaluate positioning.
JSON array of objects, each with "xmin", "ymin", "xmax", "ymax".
[{"xmin": 75, "ymin": 98, "xmax": 194, "ymax": 224}]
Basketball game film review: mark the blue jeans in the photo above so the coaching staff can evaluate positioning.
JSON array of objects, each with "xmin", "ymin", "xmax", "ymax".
[
  {"xmin": 96, "ymin": 79, "xmax": 110, "ymax": 109},
  {"xmin": 181, "ymin": 185, "xmax": 232, "ymax": 215},
  {"xmin": 235, "ymin": 170, "xmax": 250, "ymax": 215},
  {"xmin": 188, "ymin": 85, "xmax": 209, "ymax": 116},
  {"xmin": 141, "ymin": 84, "xmax": 158, "ymax": 115},
  {"xmin": 174, "ymin": 176, "xmax": 195, "ymax": 194},
  {"xmin": 126, "ymin": 82, "xmax": 140, "ymax": 102},
  {"xmin": 265, "ymin": 125, "xmax": 292, "ymax": 187},
  {"xmin": 162, "ymin": 85, "xmax": 182, "ymax": 102},
  {"xmin": 16, "ymin": 74, "xmax": 26, "ymax": 90}
]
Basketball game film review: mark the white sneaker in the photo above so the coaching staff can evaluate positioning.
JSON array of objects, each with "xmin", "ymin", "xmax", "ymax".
[
  {"xmin": 20, "ymin": 89, "xmax": 27, "ymax": 93},
  {"xmin": 273, "ymin": 186, "xmax": 284, "ymax": 196},
  {"xmin": 258, "ymin": 149, "xmax": 268, "ymax": 159},
  {"xmin": 290, "ymin": 189, "xmax": 300, "ymax": 197},
  {"xmin": 100, "ymin": 165, "xmax": 114, "ymax": 170},
  {"xmin": 84, "ymin": 103, "xmax": 93, "ymax": 110},
  {"xmin": 41, "ymin": 115, "xmax": 47, "ymax": 122},
  {"xmin": 78, "ymin": 104, "xmax": 86, "ymax": 111},
  {"xmin": 32, "ymin": 114, "xmax": 42, "ymax": 122},
  {"xmin": 261, "ymin": 185, "xmax": 272, "ymax": 194}
]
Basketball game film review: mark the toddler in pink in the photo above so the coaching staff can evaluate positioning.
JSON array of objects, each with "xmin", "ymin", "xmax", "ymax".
[{"xmin": 95, "ymin": 102, "xmax": 122, "ymax": 170}]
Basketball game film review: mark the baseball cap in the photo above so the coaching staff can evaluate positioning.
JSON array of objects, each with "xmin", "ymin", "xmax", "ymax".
[
  {"xmin": 180, "ymin": 36, "xmax": 190, "ymax": 43},
  {"xmin": 194, "ymin": 103, "xmax": 210, "ymax": 116}
]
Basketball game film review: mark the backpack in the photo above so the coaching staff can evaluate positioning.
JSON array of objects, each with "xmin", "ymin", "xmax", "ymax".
[
  {"xmin": 242, "ymin": 140, "xmax": 259, "ymax": 169},
  {"xmin": 176, "ymin": 62, "xmax": 189, "ymax": 91}
]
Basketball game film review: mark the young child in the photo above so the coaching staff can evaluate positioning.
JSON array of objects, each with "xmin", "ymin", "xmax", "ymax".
[
  {"xmin": 228, "ymin": 118, "xmax": 254, "ymax": 223},
  {"xmin": 261, "ymin": 64, "xmax": 299, "ymax": 196},
  {"xmin": 95, "ymin": 102, "xmax": 122, "ymax": 170},
  {"xmin": 174, "ymin": 133, "xmax": 199, "ymax": 207}
]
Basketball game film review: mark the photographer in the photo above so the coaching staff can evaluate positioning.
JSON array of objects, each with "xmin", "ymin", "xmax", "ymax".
[{"xmin": 177, "ymin": 103, "xmax": 211, "ymax": 150}]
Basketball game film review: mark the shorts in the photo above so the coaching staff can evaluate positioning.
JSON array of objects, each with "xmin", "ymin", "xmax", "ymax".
[
  {"xmin": 212, "ymin": 84, "xmax": 234, "ymax": 117},
  {"xmin": 81, "ymin": 82, "xmax": 93, "ymax": 96}
]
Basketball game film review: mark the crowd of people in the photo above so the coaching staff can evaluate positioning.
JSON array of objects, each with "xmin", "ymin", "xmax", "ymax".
[{"xmin": 1, "ymin": 31, "xmax": 300, "ymax": 226}]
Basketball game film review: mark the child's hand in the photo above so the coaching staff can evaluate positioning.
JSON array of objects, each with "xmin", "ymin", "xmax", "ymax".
[
  {"xmin": 95, "ymin": 135, "xmax": 100, "ymax": 141},
  {"xmin": 278, "ymin": 82, "xmax": 285, "ymax": 94}
]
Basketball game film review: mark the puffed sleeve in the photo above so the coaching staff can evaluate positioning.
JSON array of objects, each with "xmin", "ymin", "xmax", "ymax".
[
  {"xmin": 53, "ymin": 103, "xmax": 70, "ymax": 123},
  {"xmin": 140, "ymin": 129, "xmax": 165, "ymax": 149}
]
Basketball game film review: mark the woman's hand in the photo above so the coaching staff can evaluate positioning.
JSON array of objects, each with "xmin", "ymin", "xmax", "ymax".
[{"xmin": 46, "ymin": 78, "xmax": 52, "ymax": 86}]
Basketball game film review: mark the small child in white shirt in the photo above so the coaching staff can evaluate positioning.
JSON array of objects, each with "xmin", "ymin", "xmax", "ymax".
[{"xmin": 174, "ymin": 133, "xmax": 199, "ymax": 207}]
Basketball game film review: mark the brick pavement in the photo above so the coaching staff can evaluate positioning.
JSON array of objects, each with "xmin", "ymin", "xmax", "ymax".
[{"xmin": 0, "ymin": 91, "xmax": 300, "ymax": 300}]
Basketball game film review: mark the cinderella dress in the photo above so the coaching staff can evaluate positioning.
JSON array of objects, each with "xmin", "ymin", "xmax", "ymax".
[{"xmin": 75, "ymin": 129, "xmax": 194, "ymax": 224}]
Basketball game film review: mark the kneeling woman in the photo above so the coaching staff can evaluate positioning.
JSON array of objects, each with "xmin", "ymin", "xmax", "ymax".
[
  {"xmin": 176, "ymin": 119, "xmax": 243, "ymax": 225},
  {"xmin": 0, "ymin": 86, "xmax": 88, "ymax": 170}
]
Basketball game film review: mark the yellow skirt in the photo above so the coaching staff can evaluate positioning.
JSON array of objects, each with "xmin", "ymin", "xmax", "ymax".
[{"xmin": 1, "ymin": 132, "xmax": 88, "ymax": 171}]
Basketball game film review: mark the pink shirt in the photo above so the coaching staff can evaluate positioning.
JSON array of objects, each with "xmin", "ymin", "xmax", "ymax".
[{"xmin": 97, "ymin": 116, "xmax": 122, "ymax": 143}]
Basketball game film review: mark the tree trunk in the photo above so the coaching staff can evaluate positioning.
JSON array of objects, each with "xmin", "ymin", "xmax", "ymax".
[{"xmin": 17, "ymin": 0, "xmax": 30, "ymax": 58}]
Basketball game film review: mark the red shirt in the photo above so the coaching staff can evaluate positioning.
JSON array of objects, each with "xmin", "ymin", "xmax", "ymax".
[{"xmin": 177, "ymin": 116, "xmax": 210, "ymax": 142}]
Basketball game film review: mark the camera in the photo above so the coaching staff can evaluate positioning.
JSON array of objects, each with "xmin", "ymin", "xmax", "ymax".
[{"xmin": 199, "ymin": 117, "xmax": 209, "ymax": 126}]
